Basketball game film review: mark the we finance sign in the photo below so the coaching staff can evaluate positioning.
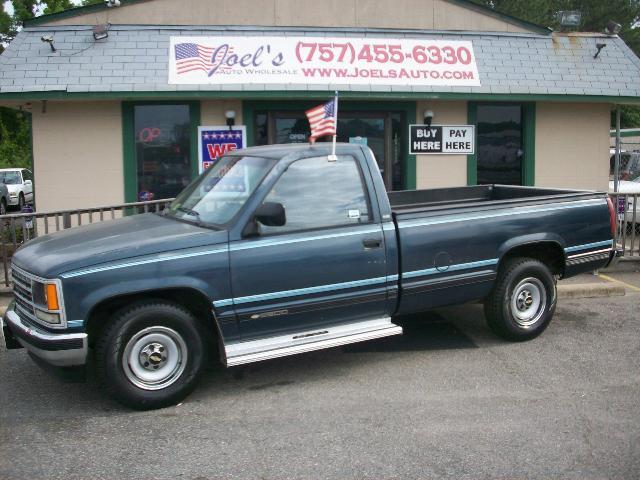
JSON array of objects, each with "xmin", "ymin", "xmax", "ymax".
[{"xmin": 169, "ymin": 36, "xmax": 480, "ymax": 87}]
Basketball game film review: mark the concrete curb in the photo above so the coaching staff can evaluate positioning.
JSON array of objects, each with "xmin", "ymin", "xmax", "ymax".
[
  {"xmin": 602, "ymin": 256, "xmax": 640, "ymax": 273},
  {"xmin": 557, "ymin": 283, "xmax": 625, "ymax": 299}
]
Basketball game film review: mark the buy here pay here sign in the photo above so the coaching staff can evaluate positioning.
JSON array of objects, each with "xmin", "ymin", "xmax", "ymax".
[{"xmin": 409, "ymin": 125, "xmax": 475, "ymax": 155}]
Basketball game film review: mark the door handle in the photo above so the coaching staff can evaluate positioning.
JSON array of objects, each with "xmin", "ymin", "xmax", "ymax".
[{"xmin": 362, "ymin": 238, "xmax": 382, "ymax": 250}]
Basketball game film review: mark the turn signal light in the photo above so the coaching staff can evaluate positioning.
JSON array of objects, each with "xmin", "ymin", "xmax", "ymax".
[{"xmin": 45, "ymin": 283, "xmax": 59, "ymax": 310}]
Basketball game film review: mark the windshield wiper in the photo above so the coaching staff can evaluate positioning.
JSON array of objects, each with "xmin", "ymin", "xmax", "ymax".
[{"xmin": 176, "ymin": 207, "xmax": 203, "ymax": 225}]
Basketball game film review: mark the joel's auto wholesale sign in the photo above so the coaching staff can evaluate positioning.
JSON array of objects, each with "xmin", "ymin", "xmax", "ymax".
[
  {"xmin": 410, "ymin": 125, "xmax": 475, "ymax": 155},
  {"xmin": 169, "ymin": 36, "xmax": 480, "ymax": 87}
]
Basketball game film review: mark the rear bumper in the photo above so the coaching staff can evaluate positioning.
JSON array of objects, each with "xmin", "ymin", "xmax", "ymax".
[
  {"xmin": 605, "ymin": 247, "xmax": 624, "ymax": 268},
  {"xmin": 2, "ymin": 308, "xmax": 88, "ymax": 367}
]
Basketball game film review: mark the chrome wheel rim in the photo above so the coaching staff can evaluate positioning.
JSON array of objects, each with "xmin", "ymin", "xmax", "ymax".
[
  {"xmin": 510, "ymin": 277, "xmax": 546, "ymax": 327},
  {"xmin": 122, "ymin": 326, "xmax": 188, "ymax": 391}
]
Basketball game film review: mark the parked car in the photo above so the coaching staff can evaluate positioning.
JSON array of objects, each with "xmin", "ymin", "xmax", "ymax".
[
  {"xmin": 2, "ymin": 144, "xmax": 618, "ymax": 409},
  {"xmin": 0, "ymin": 168, "xmax": 34, "ymax": 209},
  {"xmin": 0, "ymin": 183, "xmax": 9, "ymax": 215},
  {"xmin": 609, "ymin": 166, "xmax": 639, "ymax": 226}
]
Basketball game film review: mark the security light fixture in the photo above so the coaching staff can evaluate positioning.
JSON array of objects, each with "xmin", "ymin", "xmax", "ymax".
[
  {"xmin": 225, "ymin": 110, "xmax": 236, "ymax": 130},
  {"xmin": 605, "ymin": 21, "xmax": 622, "ymax": 36},
  {"xmin": 423, "ymin": 109, "xmax": 434, "ymax": 127},
  {"xmin": 93, "ymin": 24, "xmax": 110, "ymax": 41},
  {"xmin": 557, "ymin": 10, "xmax": 581, "ymax": 27},
  {"xmin": 594, "ymin": 43, "xmax": 607, "ymax": 59},
  {"xmin": 40, "ymin": 35, "xmax": 56, "ymax": 52}
]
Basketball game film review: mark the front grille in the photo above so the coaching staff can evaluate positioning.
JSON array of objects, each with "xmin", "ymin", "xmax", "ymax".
[{"xmin": 11, "ymin": 266, "xmax": 37, "ymax": 323}]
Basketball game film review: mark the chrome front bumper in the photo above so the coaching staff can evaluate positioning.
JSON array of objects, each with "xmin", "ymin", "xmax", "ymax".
[{"xmin": 2, "ymin": 308, "xmax": 88, "ymax": 367}]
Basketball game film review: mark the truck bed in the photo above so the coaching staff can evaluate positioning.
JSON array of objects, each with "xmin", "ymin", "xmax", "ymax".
[{"xmin": 388, "ymin": 185, "xmax": 604, "ymax": 216}]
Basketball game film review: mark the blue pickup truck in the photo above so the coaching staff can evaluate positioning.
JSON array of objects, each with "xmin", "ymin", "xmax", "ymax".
[{"xmin": 2, "ymin": 144, "xmax": 618, "ymax": 409}]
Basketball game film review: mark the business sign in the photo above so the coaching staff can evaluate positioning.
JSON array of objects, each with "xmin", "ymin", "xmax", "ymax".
[
  {"xmin": 169, "ymin": 36, "xmax": 480, "ymax": 87},
  {"xmin": 409, "ymin": 125, "xmax": 475, "ymax": 155},
  {"xmin": 198, "ymin": 126, "xmax": 246, "ymax": 173},
  {"xmin": 617, "ymin": 196, "xmax": 626, "ymax": 215}
]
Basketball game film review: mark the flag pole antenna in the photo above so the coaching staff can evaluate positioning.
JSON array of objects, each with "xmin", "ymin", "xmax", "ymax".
[{"xmin": 328, "ymin": 91, "xmax": 339, "ymax": 162}]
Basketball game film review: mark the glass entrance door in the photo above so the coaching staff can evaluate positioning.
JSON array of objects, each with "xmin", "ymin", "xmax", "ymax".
[{"xmin": 254, "ymin": 110, "xmax": 405, "ymax": 190}]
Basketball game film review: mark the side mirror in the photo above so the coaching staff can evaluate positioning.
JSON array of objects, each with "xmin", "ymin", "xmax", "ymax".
[{"xmin": 255, "ymin": 202, "xmax": 286, "ymax": 227}]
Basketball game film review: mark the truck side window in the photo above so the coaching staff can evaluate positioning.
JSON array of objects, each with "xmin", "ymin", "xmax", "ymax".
[{"xmin": 260, "ymin": 155, "xmax": 371, "ymax": 234}]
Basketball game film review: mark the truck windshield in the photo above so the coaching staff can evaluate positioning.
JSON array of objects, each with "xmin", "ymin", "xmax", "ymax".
[{"xmin": 166, "ymin": 155, "xmax": 275, "ymax": 226}]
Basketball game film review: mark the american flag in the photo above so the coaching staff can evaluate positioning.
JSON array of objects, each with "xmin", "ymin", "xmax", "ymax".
[
  {"xmin": 174, "ymin": 42, "xmax": 232, "ymax": 75},
  {"xmin": 305, "ymin": 99, "xmax": 337, "ymax": 143}
]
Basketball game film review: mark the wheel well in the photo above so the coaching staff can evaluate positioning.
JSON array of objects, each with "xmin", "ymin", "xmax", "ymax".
[
  {"xmin": 499, "ymin": 242, "xmax": 565, "ymax": 277},
  {"xmin": 85, "ymin": 288, "xmax": 219, "ymax": 348}
]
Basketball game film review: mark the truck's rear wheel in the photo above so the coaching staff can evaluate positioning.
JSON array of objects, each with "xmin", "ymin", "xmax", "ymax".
[
  {"xmin": 95, "ymin": 301, "xmax": 206, "ymax": 410},
  {"xmin": 484, "ymin": 257, "xmax": 556, "ymax": 341}
]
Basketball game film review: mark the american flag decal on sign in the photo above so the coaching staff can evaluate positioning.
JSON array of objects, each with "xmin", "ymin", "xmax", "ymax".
[
  {"xmin": 305, "ymin": 99, "xmax": 337, "ymax": 143},
  {"xmin": 174, "ymin": 42, "xmax": 233, "ymax": 75}
]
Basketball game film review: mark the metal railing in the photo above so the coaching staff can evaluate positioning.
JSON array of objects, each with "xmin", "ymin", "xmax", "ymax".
[
  {"xmin": 0, "ymin": 198, "xmax": 174, "ymax": 287},
  {"xmin": 610, "ymin": 193, "xmax": 639, "ymax": 257}
]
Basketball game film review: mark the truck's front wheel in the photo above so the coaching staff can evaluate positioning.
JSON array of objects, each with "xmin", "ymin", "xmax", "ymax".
[
  {"xmin": 484, "ymin": 257, "xmax": 557, "ymax": 341},
  {"xmin": 95, "ymin": 301, "xmax": 206, "ymax": 410}
]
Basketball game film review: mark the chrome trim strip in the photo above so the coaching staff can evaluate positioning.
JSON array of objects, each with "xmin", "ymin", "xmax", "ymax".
[
  {"xmin": 230, "ymin": 225, "xmax": 382, "ymax": 252},
  {"xmin": 397, "ymin": 199, "xmax": 606, "ymax": 229},
  {"xmin": 60, "ymin": 247, "xmax": 229, "ymax": 278},
  {"xmin": 4, "ymin": 310, "xmax": 88, "ymax": 367},
  {"xmin": 225, "ymin": 317, "xmax": 402, "ymax": 366},
  {"xmin": 566, "ymin": 247, "xmax": 612, "ymax": 259},
  {"xmin": 402, "ymin": 259, "xmax": 498, "ymax": 279},
  {"xmin": 66, "ymin": 320, "xmax": 84, "ymax": 327},
  {"xmin": 220, "ymin": 276, "xmax": 389, "ymax": 306},
  {"xmin": 564, "ymin": 240, "xmax": 613, "ymax": 253}
]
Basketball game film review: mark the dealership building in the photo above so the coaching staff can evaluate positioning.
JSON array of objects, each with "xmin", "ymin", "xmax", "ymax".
[{"xmin": 1, "ymin": 0, "xmax": 640, "ymax": 211}]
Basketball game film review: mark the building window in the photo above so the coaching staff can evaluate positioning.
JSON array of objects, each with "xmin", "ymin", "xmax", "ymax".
[
  {"xmin": 253, "ymin": 109, "xmax": 405, "ymax": 191},
  {"xmin": 476, "ymin": 104, "xmax": 523, "ymax": 185},
  {"xmin": 133, "ymin": 104, "xmax": 193, "ymax": 201}
]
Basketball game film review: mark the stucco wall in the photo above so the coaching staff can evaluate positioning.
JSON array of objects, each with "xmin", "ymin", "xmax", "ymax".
[
  {"xmin": 44, "ymin": 0, "xmax": 530, "ymax": 32},
  {"xmin": 535, "ymin": 103, "xmax": 611, "ymax": 191},
  {"xmin": 415, "ymin": 101, "xmax": 468, "ymax": 189},
  {"xmin": 32, "ymin": 101, "xmax": 123, "ymax": 211},
  {"xmin": 200, "ymin": 100, "xmax": 243, "ymax": 127}
]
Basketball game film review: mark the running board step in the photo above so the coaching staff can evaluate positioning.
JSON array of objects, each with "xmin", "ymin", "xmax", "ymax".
[{"xmin": 224, "ymin": 317, "xmax": 402, "ymax": 367}]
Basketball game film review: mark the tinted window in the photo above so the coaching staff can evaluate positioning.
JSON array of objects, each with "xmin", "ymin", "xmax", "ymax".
[
  {"xmin": 476, "ymin": 104, "xmax": 523, "ymax": 185},
  {"xmin": 260, "ymin": 155, "xmax": 370, "ymax": 234},
  {"xmin": 22, "ymin": 170, "xmax": 32, "ymax": 181}
]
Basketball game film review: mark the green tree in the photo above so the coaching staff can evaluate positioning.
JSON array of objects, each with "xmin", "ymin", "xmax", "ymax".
[
  {"xmin": 0, "ymin": 109, "xmax": 31, "ymax": 169},
  {"xmin": 472, "ymin": 0, "xmax": 640, "ymax": 128}
]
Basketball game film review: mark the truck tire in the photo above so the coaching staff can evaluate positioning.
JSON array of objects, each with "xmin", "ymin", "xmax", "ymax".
[
  {"xmin": 484, "ymin": 257, "xmax": 556, "ymax": 342},
  {"xmin": 95, "ymin": 301, "xmax": 206, "ymax": 410}
]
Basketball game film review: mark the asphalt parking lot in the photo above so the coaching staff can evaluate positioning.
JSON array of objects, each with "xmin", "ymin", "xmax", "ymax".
[{"xmin": 1, "ymin": 288, "xmax": 639, "ymax": 479}]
